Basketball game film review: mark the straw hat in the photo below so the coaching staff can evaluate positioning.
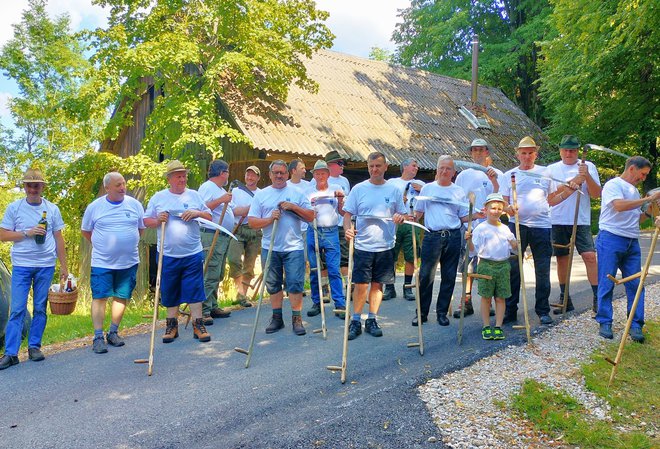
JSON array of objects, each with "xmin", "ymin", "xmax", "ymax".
[
  {"xmin": 165, "ymin": 160, "xmax": 189, "ymax": 177},
  {"xmin": 21, "ymin": 168, "xmax": 46, "ymax": 184},
  {"xmin": 517, "ymin": 136, "xmax": 538, "ymax": 150}
]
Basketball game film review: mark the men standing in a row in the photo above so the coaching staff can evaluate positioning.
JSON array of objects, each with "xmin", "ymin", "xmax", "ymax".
[
  {"xmin": 248, "ymin": 160, "xmax": 314, "ymax": 336},
  {"xmin": 0, "ymin": 168, "xmax": 68, "ymax": 370},
  {"xmin": 344, "ymin": 152, "xmax": 406, "ymax": 339},
  {"xmin": 199, "ymin": 160, "xmax": 234, "ymax": 325},
  {"xmin": 414, "ymin": 156, "xmax": 470, "ymax": 326},
  {"xmin": 547, "ymin": 135, "xmax": 601, "ymax": 314},
  {"xmin": 306, "ymin": 160, "xmax": 346, "ymax": 318},
  {"xmin": 383, "ymin": 158, "xmax": 425, "ymax": 301},
  {"xmin": 454, "ymin": 138, "xmax": 503, "ymax": 317},
  {"xmin": 228, "ymin": 166, "xmax": 262, "ymax": 308},
  {"xmin": 596, "ymin": 156, "xmax": 660, "ymax": 342},
  {"xmin": 144, "ymin": 160, "xmax": 212, "ymax": 343},
  {"xmin": 82, "ymin": 172, "xmax": 145, "ymax": 354}
]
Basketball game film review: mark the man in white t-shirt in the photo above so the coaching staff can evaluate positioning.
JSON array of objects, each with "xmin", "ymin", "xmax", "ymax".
[
  {"xmin": 81, "ymin": 172, "xmax": 145, "ymax": 354},
  {"xmin": 413, "ymin": 156, "xmax": 473, "ymax": 326},
  {"xmin": 343, "ymin": 152, "xmax": 406, "ymax": 339},
  {"xmin": 454, "ymin": 138, "xmax": 503, "ymax": 318},
  {"xmin": 547, "ymin": 135, "xmax": 601, "ymax": 315},
  {"xmin": 595, "ymin": 156, "xmax": 660, "ymax": 342},
  {"xmin": 144, "ymin": 160, "xmax": 213, "ymax": 344},
  {"xmin": 198, "ymin": 160, "xmax": 235, "ymax": 324},
  {"xmin": 0, "ymin": 168, "xmax": 68, "ymax": 370},
  {"xmin": 248, "ymin": 160, "xmax": 314, "ymax": 336},
  {"xmin": 383, "ymin": 158, "xmax": 425, "ymax": 301}
]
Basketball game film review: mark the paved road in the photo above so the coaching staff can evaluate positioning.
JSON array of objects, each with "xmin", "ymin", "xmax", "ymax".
[{"xmin": 1, "ymin": 233, "xmax": 658, "ymax": 449}]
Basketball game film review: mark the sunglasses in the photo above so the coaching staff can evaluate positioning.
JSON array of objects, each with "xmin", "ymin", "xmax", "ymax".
[{"xmin": 334, "ymin": 160, "xmax": 345, "ymax": 167}]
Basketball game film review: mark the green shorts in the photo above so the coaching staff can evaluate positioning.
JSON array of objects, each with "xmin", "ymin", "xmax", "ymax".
[
  {"xmin": 476, "ymin": 259, "xmax": 511, "ymax": 299},
  {"xmin": 393, "ymin": 224, "xmax": 421, "ymax": 263}
]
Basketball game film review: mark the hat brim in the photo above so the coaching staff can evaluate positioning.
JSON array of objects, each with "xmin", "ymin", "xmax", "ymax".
[
  {"xmin": 22, "ymin": 179, "xmax": 46, "ymax": 184},
  {"xmin": 559, "ymin": 145, "xmax": 580, "ymax": 150},
  {"xmin": 165, "ymin": 168, "xmax": 189, "ymax": 177}
]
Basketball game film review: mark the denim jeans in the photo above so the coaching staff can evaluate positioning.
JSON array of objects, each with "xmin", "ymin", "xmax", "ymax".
[
  {"xmin": 5, "ymin": 265, "xmax": 55, "ymax": 356},
  {"xmin": 307, "ymin": 227, "xmax": 345, "ymax": 307},
  {"xmin": 418, "ymin": 229, "xmax": 462, "ymax": 318},
  {"xmin": 262, "ymin": 249, "xmax": 305, "ymax": 295},
  {"xmin": 506, "ymin": 224, "xmax": 552, "ymax": 317},
  {"xmin": 595, "ymin": 230, "xmax": 644, "ymax": 328}
]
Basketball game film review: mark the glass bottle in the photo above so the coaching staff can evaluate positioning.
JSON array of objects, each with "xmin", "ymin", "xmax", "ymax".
[{"xmin": 34, "ymin": 211, "xmax": 47, "ymax": 244}]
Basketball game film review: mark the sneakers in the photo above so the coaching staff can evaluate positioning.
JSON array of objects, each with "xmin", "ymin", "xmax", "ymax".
[
  {"xmin": 265, "ymin": 314, "xmax": 285, "ymax": 334},
  {"xmin": 106, "ymin": 331, "xmax": 125, "ymax": 347},
  {"xmin": 193, "ymin": 318, "xmax": 211, "ymax": 342},
  {"xmin": 492, "ymin": 327, "xmax": 505, "ymax": 340},
  {"xmin": 0, "ymin": 354, "xmax": 19, "ymax": 370},
  {"xmin": 599, "ymin": 323, "xmax": 613, "ymax": 339},
  {"xmin": 453, "ymin": 296, "xmax": 474, "ymax": 318},
  {"xmin": 412, "ymin": 315, "xmax": 428, "ymax": 327},
  {"xmin": 403, "ymin": 287, "xmax": 415, "ymax": 301},
  {"xmin": 382, "ymin": 284, "xmax": 396, "ymax": 301},
  {"xmin": 365, "ymin": 318, "xmax": 383, "ymax": 337},
  {"xmin": 482, "ymin": 326, "xmax": 493, "ymax": 340},
  {"xmin": 307, "ymin": 303, "xmax": 321, "ymax": 317},
  {"xmin": 28, "ymin": 347, "xmax": 45, "ymax": 361},
  {"xmin": 93, "ymin": 336, "xmax": 108, "ymax": 354},
  {"xmin": 539, "ymin": 315, "xmax": 553, "ymax": 325},
  {"xmin": 210, "ymin": 307, "xmax": 231, "ymax": 318},
  {"xmin": 347, "ymin": 320, "xmax": 362, "ymax": 340},
  {"xmin": 202, "ymin": 315, "xmax": 214, "ymax": 326},
  {"xmin": 334, "ymin": 305, "xmax": 346, "ymax": 319},
  {"xmin": 292, "ymin": 315, "xmax": 306, "ymax": 336},
  {"xmin": 629, "ymin": 327, "xmax": 644, "ymax": 343},
  {"xmin": 163, "ymin": 317, "xmax": 179, "ymax": 343}
]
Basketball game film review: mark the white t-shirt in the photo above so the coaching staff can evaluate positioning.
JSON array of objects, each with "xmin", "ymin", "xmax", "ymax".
[
  {"xmin": 501, "ymin": 165, "xmax": 555, "ymax": 228},
  {"xmin": 312, "ymin": 175, "xmax": 350, "ymax": 226},
  {"xmin": 470, "ymin": 221, "xmax": 515, "ymax": 261},
  {"xmin": 343, "ymin": 180, "xmax": 406, "ymax": 252},
  {"xmin": 455, "ymin": 167, "xmax": 504, "ymax": 211},
  {"xmin": 232, "ymin": 186, "xmax": 259, "ymax": 224},
  {"xmin": 145, "ymin": 188, "xmax": 211, "ymax": 258},
  {"xmin": 414, "ymin": 183, "xmax": 468, "ymax": 231},
  {"xmin": 248, "ymin": 184, "xmax": 312, "ymax": 252},
  {"xmin": 307, "ymin": 183, "xmax": 343, "ymax": 228},
  {"xmin": 387, "ymin": 177, "xmax": 425, "ymax": 210},
  {"xmin": 1, "ymin": 197, "xmax": 65, "ymax": 267},
  {"xmin": 198, "ymin": 180, "xmax": 235, "ymax": 230},
  {"xmin": 547, "ymin": 161, "xmax": 600, "ymax": 225},
  {"xmin": 599, "ymin": 177, "xmax": 641, "ymax": 239},
  {"xmin": 287, "ymin": 179, "xmax": 311, "ymax": 231},
  {"xmin": 81, "ymin": 195, "xmax": 145, "ymax": 269}
]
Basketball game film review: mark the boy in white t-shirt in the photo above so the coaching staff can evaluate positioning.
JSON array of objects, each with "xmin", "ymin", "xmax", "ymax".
[{"xmin": 466, "ymin": 193, "xmax": 517, "ymax": 340}]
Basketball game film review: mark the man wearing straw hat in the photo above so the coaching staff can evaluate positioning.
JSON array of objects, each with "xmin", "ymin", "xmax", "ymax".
[
  {"xmin": 0, "ymin": 168, "xmax": 68, "ymax": 370},
  {"xmin": 81, "ymin": 172, "xmax": 145, "ymax": 354},
  {"xmin": 595, "ymin": 156, "xmax": 660, "ymax": 342},
  {"xmin": 248, "ymin": 160, "xmax": 314, "ymax": 336},
  {"xmin": 198, "ymin": 160, "xmax": 234, "ymax": 325},
  {"xmin": 143, "ymin": 160, "xmax": 213, "ymax": 344}
]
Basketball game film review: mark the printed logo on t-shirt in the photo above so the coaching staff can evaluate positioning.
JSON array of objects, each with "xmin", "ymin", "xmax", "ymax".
[
  {"xmin": 125, "ymin": 211, "xmax": 131, "ymax": 218},
  {"xmin": 183, "ymin": 203, "xmax": 189, "ymax": 209},
  {"xmin": 385, "ymin": 197, "xmax": 390, "ymax": 204},
  {"xmin": 534, "ymin": 179, "xmax": 542, "ymax": 185},
  {"xmin": 482, "ymin": 181, "xmax": 488, "ymax": 189}
]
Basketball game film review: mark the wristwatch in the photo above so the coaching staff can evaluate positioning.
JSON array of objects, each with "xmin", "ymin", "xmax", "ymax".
[{"xmin": 22, "ymin": 230, "xmax": 28, "ymax": 238}]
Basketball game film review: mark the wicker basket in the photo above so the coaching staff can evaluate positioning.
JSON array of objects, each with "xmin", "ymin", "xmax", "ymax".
[{"xmin": 48, "ymin": 287, "xmax": 78, "ymax": 315}]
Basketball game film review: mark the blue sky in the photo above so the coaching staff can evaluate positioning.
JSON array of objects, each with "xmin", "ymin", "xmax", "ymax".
[{"xmin": 0, "ymin": 0, "xmax": 410, "ymax": 124}]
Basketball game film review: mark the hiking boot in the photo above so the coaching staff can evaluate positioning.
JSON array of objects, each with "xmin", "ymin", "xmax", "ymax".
[
  {"xmin": 453, "ymin": 297, "xmax": 474, "ymax": 318},
  {"xmin": 403, "ymin": 287, "xmax": 415, "ymax": 301},
  {"xmin": 210, "ymin": 307, "xmax": 231, "ymax": 318},
  {"xmin": 503, "ymin": 313, "xmax": 518, "ymax": 324},
  {"xmin": 492, "ymin": 327, "xmax": 505, "ymax": 340},
  {"xmin": 106, "ymin": 331, "xmax": 125, "ymax": 347},
  {"xmin": 482, "ymin": 326, "xmax": 493, "ymax": 340},
  {"xmin": 412, "ymin": 315, "xmax": 428, "ymax": 327},
  {"xmin": 347, "ymin": 320, "xmax": 362, "ymax": 340},
  {"xmin": 365, "ymin": 318, "xmax": 383, "ymax": 337},
  {"xmin": 292, "ymin": 315, "xmax": 306, "ymax": 336},
  {"xmin": 629, "ymin": 327, "xmax": 644, "ymax": 343},
  {"xmin": 599, "ymin": 323, "xmax": 613, "ymax": 339},
  {"xmin": 552, "ymin": 295, "xmax": 574, "ymax": 314},
  {"xmin": 539, "ymin": 314, "xmax": 553, "ymax": 325},
  {"xmin": 307, "ymin": 303, "xmax": 321, "ymax": 317},
  {"xmin": 382, "ymin": 284, "xmax": 396, "ymax": 301},
  {"xmin": 163, "ymin": 318, "xmax": 179, "ymax": 343},
  {"xmin": 334, "ymin": 305, "xmax": 346, "ymax": 319},
  {"xmin": 193, "ymin": 318, "xmax": 211, "ymax": 342},
  {"xmin": 28, "ymin": 347, "xmax": 45, "ymax": 361},
  {"xmin": 0, "ymin": 354, "xmax": 19, "ymax": 370},
  {"xmin": 202, "ymin": 315, "xmax": 214, "ymax": 326},
  {"xmin": 93, "ymin": 336, "xmax": 108, "ymax": 354},
  {"xmin": 265, "ymin": 315, "xmax": 285, "ymax": 334}
]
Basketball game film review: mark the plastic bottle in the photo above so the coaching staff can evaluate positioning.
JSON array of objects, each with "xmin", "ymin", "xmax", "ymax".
[{"xmin": 34, "ymin": 211, "xmax": 47, "ymax": 244}]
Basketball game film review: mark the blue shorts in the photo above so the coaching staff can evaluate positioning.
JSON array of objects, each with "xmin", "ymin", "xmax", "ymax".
[
  {"xmin": 262, "ymin": 249, "xmax": 305, "ymax": 295},
  {"xmin": 160, "ymin": 252, "xmax": 206, "ymax": 307},
  {"xmin": 91, "ymin": 264, "xmax": 138, "ymax": 300}
]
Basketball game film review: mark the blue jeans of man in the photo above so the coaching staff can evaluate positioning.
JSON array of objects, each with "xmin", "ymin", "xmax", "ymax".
[
  {"xmin": 418, "ymin": 229, "xmax": 462, "ymax": 318},
  {"xmin": 307, "ymin": 226, "xmax": 345, "ymax": 307},
  {"xmin": 5, "ymin": 265, "xmax": 55, "ymax": 356},
  {"xmin": 595, "ymin": 230, "xmax": 644, "ymax": 329},
  {"xmin": 506, "ymin": 224, "xmax": 552, "ymax": 317}
]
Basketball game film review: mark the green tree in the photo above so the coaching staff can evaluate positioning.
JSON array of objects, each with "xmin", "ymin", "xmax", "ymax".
[
  {"xmin": 89, "ymin": 0, "xmax": 334, "ymax": 161},
  {"xmin": 369, "ymin": 46, "xmax": 394, "ymax": 63},
  {"xmin": 393, "ymin": 0, "xmax": 553, "ymax": 126},
  {"xmin": 539, "ymin": 0, "xmax": 658, "ymax": 190}
]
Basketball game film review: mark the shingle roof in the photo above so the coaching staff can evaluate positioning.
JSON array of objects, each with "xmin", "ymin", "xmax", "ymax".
[{"xmin": 230, "ymin": 50, "xmax": 545, "ymax": 171}]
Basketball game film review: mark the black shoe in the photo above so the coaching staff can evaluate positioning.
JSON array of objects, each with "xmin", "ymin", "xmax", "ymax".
[
  {"xmin": 93, "ymin": 336, "xmax": 108, "ymax": 354},
  {"xmin": 28, "ymin": 347, "xmax": 45, "ymax": 362},
  {"xmin": 539, "ymin": 314, "xmax": 553, "ymax": 325},
  {"xmin": 106, "ymin": 331, "xmax": 125, "ymax": 347},
  {"xmin": 307, "ymin": 303, "xmax": 321, "ymax": 317},
  {"xmin": 452, "ymin": 305, "xmax": 474, "ymax": 319},
  {"xmin": 365, "ymin": 318, "xmax": 383, "ymax": 337},
  {"xmin": 347, "ymin": 320, "xmax": 362, "ymax": 340},
  {"xmin": 437, "ymin": 315, "xmax": 450, "ymax": 326},
  {"xmin": 0, "ymin": 354, "xmax": 19, "ymax": 370},
  {"xmin": 599, "ymin": 323, "xmax": 613, "ymax": 339},
  {"xmin": 403, "ymin": 288, "xmax": 415, "ymax": 301},
  {"xmin": 382, "ymin": 284, "xmax": 396, "ymax": 301},
  {"xmin": 210, "ymin": 307, "xmax": 231, "ymax": 318},
  {"xmin": 502, "ymin": 313, "xmax": 518, "ymax": 324},
  {"xmin": 412, "ymin": 315, "xmax": 428, "ymax": 327},
  {"xmin": 265, "ymin": 315, "xmax": 285, "ymax": 334}
]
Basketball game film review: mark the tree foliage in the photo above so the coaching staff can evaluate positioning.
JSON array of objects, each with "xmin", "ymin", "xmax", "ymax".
[
  {"xmin": 393, "ymin": 0, "xmax": 553, "ymax": 125},
  {"xmin": 539, "ymin": 0, "xmax": 659, "ymax": 190}
]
